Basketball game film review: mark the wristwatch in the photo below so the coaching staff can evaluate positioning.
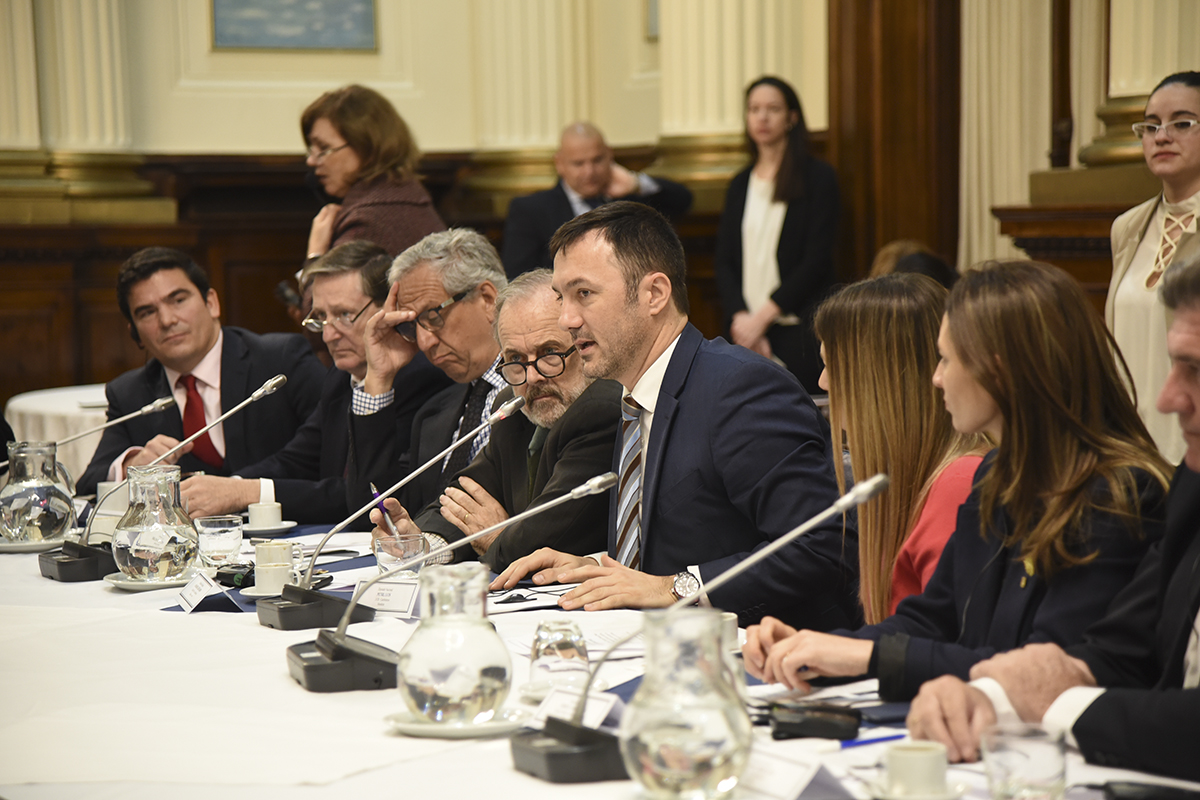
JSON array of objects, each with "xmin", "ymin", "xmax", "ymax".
[{"xmin": 671, "ymin": 570, "xmax": 701, "ymax": 601}]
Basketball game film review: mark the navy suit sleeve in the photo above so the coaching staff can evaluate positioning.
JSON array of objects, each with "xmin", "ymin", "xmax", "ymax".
[
  {"xmin": 77, "ymin": 376, "xmax": 152, "ymax": 496},
  {"xmin": 277, "ymin": 335, "xmax": 326, "ymax": 425},
  {"xmin": 694, "ymin": 357, "xmax": 858, "ymax": 626},
  {"xmin": 1074, "ymin": 688, "xmax": 1200, "ymax": 781}
]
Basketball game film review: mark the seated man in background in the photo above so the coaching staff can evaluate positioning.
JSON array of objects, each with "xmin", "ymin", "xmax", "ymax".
[
  {"xmin": 907, "ymin": 257, "xmax": 1200, "ymax": 783},
  {"xmin": 501, "ymin": 121, "xmax": 693, "ymax": 278},
  {"xmin": 179, "ymin": 241, "xmax": 451, "ymax": 525},
  {"xmin": 370, "ymin": 269, "xmax": 621, "ymax": 571},
  {"xmin": 78, "ymin": 248, "xmax": 326, "ymax": 496},
  {"xmin": 492, "ymin": 202, "xmax": 860, "ymax": 629},
  {"xmin": 347, "ymin": 229, "xmax": 509, "ymax": 516}
]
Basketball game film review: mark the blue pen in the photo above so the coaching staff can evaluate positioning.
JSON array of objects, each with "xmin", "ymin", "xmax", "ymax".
[
  {"xmin": 841, "ymin": 732, "xmax": 906, "ymax": 749},
  {"xmin": 369, "ymin": 483, "xmax": 401, "ymax": 537}
]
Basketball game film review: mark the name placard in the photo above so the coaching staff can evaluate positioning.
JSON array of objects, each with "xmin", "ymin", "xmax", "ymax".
[{"xmin": 353, "ymin": 577, "xmax": 419, "ymax": 617}]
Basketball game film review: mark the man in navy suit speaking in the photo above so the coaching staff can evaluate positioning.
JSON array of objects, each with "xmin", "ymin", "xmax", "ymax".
[{"xmin": 491, "ymin": 201, "xmax": 859, "ymax": 629}]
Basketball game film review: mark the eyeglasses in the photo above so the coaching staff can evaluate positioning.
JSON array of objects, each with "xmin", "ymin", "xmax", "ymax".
[
  {"xmin": 1132, "ymin": 119, "xmax": 1199, "ymax": 138},
  {"xmin": 499, "ymin": 346, "xmax": 577, "ymax": 386},
  {"xmin": 394, "ymin": 290, "xmax": 471, "ymax": 343},
  {"xmin": 301, "ymin": 299, "xmax": 374, "ymax": 333},
  {"xmin": 307, "ymin": 142, "xmax": 351, "ymax": 162}
]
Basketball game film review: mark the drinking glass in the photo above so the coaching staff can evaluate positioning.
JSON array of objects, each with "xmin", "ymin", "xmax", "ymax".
[
  {"xmin": 527, "ymin": 619, "xmax": 591, "ymax": 696},
  {"xmin": 195, "ymin": 515, "xmax": 243, "ymax": 570},
  {"xmin": 982, "ymin": 723, "xmax": 1065, "ymax": 800},
  {"xmin": 373, "ymin": 533, "xmax": 430, "ymax": 577}
]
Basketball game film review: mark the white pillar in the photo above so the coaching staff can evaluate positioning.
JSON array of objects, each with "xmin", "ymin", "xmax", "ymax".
[
  {"xmin": 1108, "ymin": 0, "xmax": 1200, "ymax": 98},
  {"xmin": 0, "ymin": 0, "xmax": 42, "ymax": 150}
]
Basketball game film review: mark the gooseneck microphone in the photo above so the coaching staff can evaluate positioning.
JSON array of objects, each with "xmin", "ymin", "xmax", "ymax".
[
  {"xmin": 256, "ymin": 395, "xmax": 526, "ymax": 632},
  {"xmin": 39, "ymin": 376, "xmax": 288, "ymax": 582},
  {"xmin": 0, "ymin": 396, "xmax": 176, "ymax": 470},
  {"xmin": 285, "ymin": 471, "xmax": 617, "ymax": 693},
  {"xmin": 510, "ymin": 473, "xmax": 891, "ymax": 784}
]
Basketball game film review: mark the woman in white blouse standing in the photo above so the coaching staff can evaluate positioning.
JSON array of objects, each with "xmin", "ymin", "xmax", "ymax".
[
  {"xmin": 714, "ymin": 76, "xmax": 840, "ymax": 394},
  {"xmin": 1108, "ymin": 71, "xmax": 1200, "ymax": 464}
]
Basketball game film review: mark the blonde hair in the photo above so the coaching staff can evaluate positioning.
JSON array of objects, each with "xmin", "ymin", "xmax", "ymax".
[
  {"xmin": 946, "ymin": 260, "xmax": 1171, "ymax": 576},
  {"xmin": 869, "ymin": 240, "xmax": 933, "ymax": 278},
  {"xmin": 814, "ymin": 274, "xmax": 984, "ymax": 624}
]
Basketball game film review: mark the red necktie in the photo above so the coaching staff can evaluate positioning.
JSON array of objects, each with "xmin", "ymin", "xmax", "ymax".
[{"xmin": 179, "ymin": 374, "xmax": 224, "ymax": 469}]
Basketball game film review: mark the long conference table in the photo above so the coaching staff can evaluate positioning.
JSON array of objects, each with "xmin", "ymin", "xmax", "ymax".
[{"xmin": 2, "ymin": 524, "xmax": 1199, "ymax": 799}]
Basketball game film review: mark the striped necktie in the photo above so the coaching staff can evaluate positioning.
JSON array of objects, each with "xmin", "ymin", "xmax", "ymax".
[{"xmin": 614, "ymin": 397, "xmax": 643, "ymax": 569}]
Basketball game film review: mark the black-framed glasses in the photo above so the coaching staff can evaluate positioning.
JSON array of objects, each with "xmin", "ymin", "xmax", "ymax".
[
  {"xmin": 307, "ymin": 142, "xmax": 351, "ymax": 161},
  {"xmin": 1132, "ymin": 119, "xmax": 1199, "ymax": 138},
  {"xmin": 301, "ymin": 299, "xmax": 374, "ymax": 333},
  {"xmin": 394, "ymin": 290, "xmax": 471, "ymax": 343},
  {"xmin": 499, "ymin": 346, "xmax": 577, "ymax": 386}
]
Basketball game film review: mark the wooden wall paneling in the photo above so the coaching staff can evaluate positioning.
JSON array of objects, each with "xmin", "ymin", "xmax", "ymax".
[
  {"xmin": 828, "ymin": 0, "xmax": 961, "ymax": 277},
  {"xmin": 0, "ymin": 276, "xmax": 76, "ymax": 408}
]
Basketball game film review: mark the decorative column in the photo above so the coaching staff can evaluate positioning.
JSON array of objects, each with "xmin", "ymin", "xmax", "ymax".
[
  {"xmin": 0, "ymin": 0, "xmax": 66, "ymax": 223},
  {"xmin": 463, "ymin": 0, "xmax": 589, "ymax": 216},
  {"xmin": 653, "ymin": 0, "xmax": 822, "ymax": 212}
]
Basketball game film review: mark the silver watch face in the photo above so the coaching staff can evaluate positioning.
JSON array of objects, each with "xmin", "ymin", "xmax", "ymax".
[{"xmin": 673, "ymin": 571, "xmax": 700, "ymax": 597}]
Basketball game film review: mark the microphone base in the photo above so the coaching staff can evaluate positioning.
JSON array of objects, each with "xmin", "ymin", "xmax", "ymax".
[
  {"xmin": 286, "ymin": 629, "xmax": 398, "ymax": 693},
  {"xmin": 257, "ymin": 584, "xmax": 376, "ymax": 630},
  {"xmin": 510, "ymin": 717, "xmax": 628, "ymax": 783},
  {"xmin": 38, "ymin": 541, "xmax": 118, "ymax": 582}
]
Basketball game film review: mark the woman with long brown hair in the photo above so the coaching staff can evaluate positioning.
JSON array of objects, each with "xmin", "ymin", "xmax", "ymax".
[
  {"xmin": 814, "ymin": 274, "xmax": 985, "ymax": 625},
  {"xmin": 744, "ymin": 260, "xmax": 1172, "ymax": 701}
]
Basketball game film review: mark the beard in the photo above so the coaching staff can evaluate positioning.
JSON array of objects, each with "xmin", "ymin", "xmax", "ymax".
[{"xmin": 521, "ymin": 377, "xmax": 590, "ymax": 428}]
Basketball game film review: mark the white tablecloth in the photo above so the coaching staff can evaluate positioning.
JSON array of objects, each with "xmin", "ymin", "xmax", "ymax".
[{"xmin": 5, "ymin": 384, "xmax": 108, "ymax": 482}]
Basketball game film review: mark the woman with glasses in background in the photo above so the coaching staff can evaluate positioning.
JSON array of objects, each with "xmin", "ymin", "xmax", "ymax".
[
  {"xmin": 301, "ymin": 84, "xmax": 446, "ymax": 262},
  {"xmin": 1107, "ymin": 71, "xmax": 1200, "ymax": 464}
]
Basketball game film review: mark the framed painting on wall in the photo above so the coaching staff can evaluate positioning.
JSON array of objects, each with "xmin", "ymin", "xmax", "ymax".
[{"xmin": 212, "ymin": 0, "xmax": 377, "ymax": 52}]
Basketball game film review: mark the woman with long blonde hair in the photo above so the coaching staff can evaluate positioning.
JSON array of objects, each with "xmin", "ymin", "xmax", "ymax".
[
  {"xmin": 744, "ymin": 260, "xmax": 1172, "ymax": 701},
  {"xmin": 814, "ymin": 274, "xmax": 984, "ymax": 625}
]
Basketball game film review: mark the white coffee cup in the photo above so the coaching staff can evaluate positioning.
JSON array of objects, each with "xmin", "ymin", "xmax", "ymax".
[
  {"xmin": 255, "ymin": 540, "xmax": 302, "ymax": 567},
  {"xmin": 883, "ymin": 741, "xmax": 949, "ymax": 797},
  {"xmin": 248, "ymin": 501, "xmax": 283, "ymax": 529},
  {"xmin": 255, "ymin": 563, "xmax": 296, "ymax": 595}
]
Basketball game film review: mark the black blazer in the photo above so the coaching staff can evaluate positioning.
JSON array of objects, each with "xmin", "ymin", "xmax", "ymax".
[
  {"xmin": 713, "ymin": 158, "xmax": 840, "ymax": 325},
  {"xmin": 77, "ymin": 327, "xmax": 326, "ymax": 496},
  {"xmin": 501, "ymin": 178, "xmax": 693, "ymax": 278},
  {"xmin": 1066, "ymin": 465, "xmax": 1200, "ymax": 781},
  {"xmin": 841, "ymin": 455, "xmax": 1169, "ymax": 701},
  {"xmin": 236, "ymin": 355, "xmax": 450, "ymax": 526},
  {"xmin": 609, "ymin": 323, "xmax": 860, "ymax": 629},
  {"xmin": 416, "ymin": 380, "xmax": 622, "ymax": 571},
  {"xmin": 346, "ymin": 380, "xmax": 470, "ymax": 517}
]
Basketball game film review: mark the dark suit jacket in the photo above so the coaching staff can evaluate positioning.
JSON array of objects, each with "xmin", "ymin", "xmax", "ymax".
[
  {"xmin": 1064, "ymin": 465, "xmax": 1200, "ymax": 781},
  {"xmin": 842, "ymin": 455, "xmax": 1169, "ymax": 701},
  {"xmin": 501, "ymin": 177, "xmax": 693, "ymax": 278},
  {"xmin": 613, "ymin": 323, "xmax": 860, "ymax": 629},
  {"xmin": 333, "ymin": 175, "xmax": 447, "ymax": 256},
  {"xmin": 235, "ymin": 355, "xmax": 450, "ymax": 526},
  {"xmin": 416, "ymin": 380, "xmax": 622, "ymax": 571},
  {"xmin": 346, "ymin": 380, "xmax": 470, "ymax": 517},
  {"xmin": 78, "ymin": 327, "xmax": 326, "ymax": 496}
]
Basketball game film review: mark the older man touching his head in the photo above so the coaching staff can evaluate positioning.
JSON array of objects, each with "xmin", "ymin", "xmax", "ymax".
[
  {"xmin": 491, "ymin": 201, "xmax": 859, "ymax": 629},
  {"xmin": 370, "ymin": 269, "xmax": 622, "ymax": 570},
  {"xmin": 907, "ymin": 257, "xmax": 1200, "ymax": 782}
]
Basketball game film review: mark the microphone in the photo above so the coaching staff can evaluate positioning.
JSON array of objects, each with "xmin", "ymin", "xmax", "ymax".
[
  {"xmin": 285, "ymin": 471, "xmax": 616, "ymax": 693},
  {"xmin": 256, "ymin": 394, "xmax": 526, "ymax": 631},
  {"xmin": 0, "ymin": 396, "xmax": 176, "ymax": 470},
  {"xmin": 39, "ymin": 376, "xmax": 288, "ymax": 583},
  {"xmin": 510, "ymin": 473, "xmax": 891, "ymax": 784}
]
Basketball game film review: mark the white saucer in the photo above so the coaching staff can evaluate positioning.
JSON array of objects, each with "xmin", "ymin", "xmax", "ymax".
[
  {"xmin": 518, "ymin": 679, "xmax": 608, "ymax": 704},
  {"xmin": 384, "ymin": 707, "xmax": 532, "ymax": 739},
  {"xmin": 242, "ymin": 521, "xmax": 298, "ymax": 537},
  {"xmin": 102, "ymin": 572, "xmax": 192, "ymax": 591},
  {"xmin": 238, "ymin": 585, "xmax": 283, "ymax": 598},
  {"xmin": 869, "ymin": 781, "xmax": 970, "ymax": 800},
  {"xmin": 0, "ymin": 537, "xmax": 67, "ymax": 553}
]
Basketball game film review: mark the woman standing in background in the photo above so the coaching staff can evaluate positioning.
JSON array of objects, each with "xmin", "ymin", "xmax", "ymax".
[
  {"xmin": 1107, "ymin": 71, "xmax": 1200, "ymax": 464},
  {"xmin": 714, "ymin": 76, "xmax": 840, "ymax": 393}
]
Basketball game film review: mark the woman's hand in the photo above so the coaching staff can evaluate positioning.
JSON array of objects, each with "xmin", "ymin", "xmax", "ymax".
[
  {"xmin": 742, "ymin": 616, "xmax": 798, "ymax": 680},
  {"xmin": 730, "ymin": 300, "xmax": 782, "ymax": 349},
  {"xmin": 307, "ymin": 203, "xmax": 342, "ymax": 258},
  {"xmin": 758, "ymin": 629, "xmax": 874, "ymax": 691}
]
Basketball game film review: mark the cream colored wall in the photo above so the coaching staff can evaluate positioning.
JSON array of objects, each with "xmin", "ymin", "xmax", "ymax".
[
  {"xmin": 1108, "ymin": 0, "xmax": 1200, "ymax": 97},
  {"xmin": 117, "ymin": 0, "xmax": 827, "ymax": 155}
]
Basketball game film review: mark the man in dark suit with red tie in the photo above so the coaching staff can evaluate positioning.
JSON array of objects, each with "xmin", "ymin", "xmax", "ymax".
[
  {"xmin": 500, "ymin": 122, "xmax": 693, "ymax": 279},
  {"xmin": 77, "ymin": 247, "xmax": 326, "ymax": 496},
  {"xmin": 907, "ymin": 256, "xmax": 1200, "ymax": 782}
]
